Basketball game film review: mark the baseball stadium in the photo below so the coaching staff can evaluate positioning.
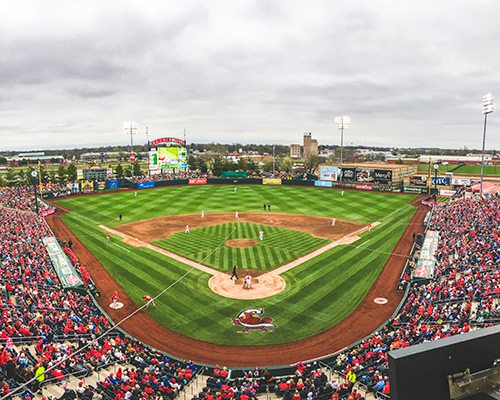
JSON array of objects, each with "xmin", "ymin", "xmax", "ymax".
[{"xmin": 0, "ymin": 142, "xmax": 499, "ymax": 400}]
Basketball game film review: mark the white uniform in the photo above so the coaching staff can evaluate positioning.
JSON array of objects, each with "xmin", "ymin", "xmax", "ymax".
[
  {"xmin": 341, "ymin": 191, "xmax": 344, "ymax": 197},
  {"xmin": 185, "ymin": 225, "xmax": 190, "ymax": 233},
  {"xmin": 201, "ymin": 211, "xmax": 205, "ymax": 218},
  {"xmin": 259, "ymin": 230, "xmax": 264, "ymax": 241},
  {"xmin": 235, "ymin": 211, "xmax": 239, "ymax": 220},
  {"xmin": 331, "ymin": 218, "xmax": 336, "ymax": 226}
]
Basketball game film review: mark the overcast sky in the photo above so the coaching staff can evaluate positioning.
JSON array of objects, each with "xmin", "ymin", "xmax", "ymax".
[{"xmin": 1, "ymin": 0, "xmax": 499, "ymax": 151}]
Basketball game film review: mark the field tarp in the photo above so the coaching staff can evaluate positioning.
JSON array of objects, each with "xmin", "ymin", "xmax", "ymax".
[
  {"xmin": 43, "ymin": 237, "xmax": 84, "ymax": 288},
  {"xmin": 412, "ymin": 230, "xmax": 439, "ymax": 280}
]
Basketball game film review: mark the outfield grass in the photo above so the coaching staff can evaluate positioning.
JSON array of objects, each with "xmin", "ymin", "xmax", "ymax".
[
  {"xmin": 56, "ymin": 184, "xmax": 413, "ymax": 226},
  {"xmin": 56, "ymin": 185, "xmax": 416, "ymax": 345},
  {"xmin": 155, "ymin": 222, "xmax": 329, "ymax": 272},
  {"xmin": 416, "ymin": 163, "xmax": 499, "ymax": 175}
]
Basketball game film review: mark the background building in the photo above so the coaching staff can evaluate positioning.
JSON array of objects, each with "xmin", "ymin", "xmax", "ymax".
[
  {"xmin": 303, "ymin": 133, "xmax": 318, "ymax": 158},
  {"xmin": 290, "ymin": 144, "xmax": 302, "ymax": 158}
]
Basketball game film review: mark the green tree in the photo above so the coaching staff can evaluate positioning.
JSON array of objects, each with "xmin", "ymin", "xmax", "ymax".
[
  {"xmin": 304, "ymin": 153, "xmax": 319, "ymax": 174},
  {"xmin": 67, "ymin": 163, "xmax": 77, "ymax": 181},
  {"xmin": 133, "ymin": 160, "xmax": 142, "ymax": 176},
  {"xmin": 57, "ymin": 165, "xmax": 67, "ymax": 183},
  {"xmin": 280, "ymin": 157, "xmax": 293, "ymax": 172},
  {"xmin": 115, "ymin": 164, "xmax": 124, "ymax": 179},
  {"xmin": 0, "ymin": 157, "xmax": 7, "ymax": 165}
]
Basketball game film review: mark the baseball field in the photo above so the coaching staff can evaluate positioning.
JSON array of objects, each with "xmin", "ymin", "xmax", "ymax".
[{"xmin": 53, "ymin": 185, "xmax": 417, "ymax": 348}]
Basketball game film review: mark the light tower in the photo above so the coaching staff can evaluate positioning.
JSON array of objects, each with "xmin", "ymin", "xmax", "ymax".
[
  {"xmin": 480, "ymin": 94, "xmax": 494, "ymax": 197},
  {"xmin": 123, "ymin": 121, "xmax": 138, "ymax": 177},
  {"xmin": 335, "ymin": 116, "xmax": 350, "ymax": 164}
]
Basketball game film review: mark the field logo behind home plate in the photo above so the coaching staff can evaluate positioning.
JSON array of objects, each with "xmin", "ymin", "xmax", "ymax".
[{"xmin": 232, "ymin": 308, "xmax": 276, "ymax": 333}]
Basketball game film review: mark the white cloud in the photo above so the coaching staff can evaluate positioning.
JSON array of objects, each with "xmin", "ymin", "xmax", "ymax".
[{"xmin": 0, "ymin": 0, "xmax": 499, "ymax": 151}]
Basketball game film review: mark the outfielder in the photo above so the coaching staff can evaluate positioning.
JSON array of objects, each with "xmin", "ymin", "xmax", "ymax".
[
  {"xmin": 259, "ymin": 230, "xmax": 264, "ymax": 241},
  {"xmin": 185, "ymin": 224, "xmax": 190, "ymax": 234}
]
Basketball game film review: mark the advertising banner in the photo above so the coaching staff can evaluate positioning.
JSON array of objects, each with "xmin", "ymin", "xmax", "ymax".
[
  {"xmin": 43, "ymin": 237, "xmax": 83, "ymax": 288},
  {"xmin": 138, "ymin": 181, "xmax": 156, "ymax": 190},
  {"xmin": 340, "ymin": 167, "xmax": 356, "ymax": 182},
  {"xmin": 81, "ymin": 180, "xmax": 94, "ymax": 193},
  {"xmin": 452, "ymin": 177, "xmax": 471, "ymax": 186},
  {"xmin": 412, "ymin": 230, "xmax": 439, "ymax": 280},
  {"xmin": 96, "ymin": 182, "xmax": 106, "ymax": 191},
  {"xmin": 432, "ymin": 176, "xmax": 451, "ymax": 186},
  {"xmin": 188, "ymin": 178, "xmax": 207, "ymax": 185},
  {"xmin": 319, "ymin": 166, "xmax": 340, "ymax": 181},
  {"xmin": 439, "ymin": 189, "xmax": 457, "ymax": 197},
  {"xmin": 356, "ymin": 168, "xmax": 374, "ymax": 183},
  {"xmin": 409, "ymin": 175, "xmax": 428, "ymax": 187},
  {"xmin": 403, "ymin": 186, "xmax": 423, "ymax": 194},
  {"xmin": 77, "ymin": 169, "xmax": 84, "ymax": 180},
  {"xmin": 262, "ymin": 178, "xmax": 282, "ymax": 185},
  {"xmin": 355, "ymin": 183, "xmax": 373, "ymax": 191},
  {"xmin": 106, "ymin": 181, "xmax": 120, "ymax": 189},
  {"xmin": 374, "ymin": 169, "xmax": 393, "ymax": 183},
  {"xmin": 314, "ymin": 180, "xmax": 333, "ymax": 188}
]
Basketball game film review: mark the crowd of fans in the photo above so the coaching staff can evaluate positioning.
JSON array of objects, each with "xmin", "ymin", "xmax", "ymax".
[
  {"xmin": 324, "ymin": 195, "xmax": 499, "ymax": 397},
  {"xmin": 0, "ymin": 188, "xmax": 196, "ymax": 398},
  {"xmin": 1, "ymin": 186, "xmax": 498, "ymax": 399}
]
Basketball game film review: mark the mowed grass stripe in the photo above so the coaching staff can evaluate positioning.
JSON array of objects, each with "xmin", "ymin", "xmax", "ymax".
[{"xmin": 58, "ymin": 185, "xmax": 417, "ymax": 346}]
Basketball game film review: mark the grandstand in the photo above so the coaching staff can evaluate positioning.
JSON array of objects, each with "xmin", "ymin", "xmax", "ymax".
[{"xmin": 0, "ymin": 184, "xmax": 498, "ymax": 399}]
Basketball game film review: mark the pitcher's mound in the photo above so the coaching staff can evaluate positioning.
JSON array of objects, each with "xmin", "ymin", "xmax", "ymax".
[{"xmin": 225, "ymin": 238, "xmax": 258, "ymax": 248}]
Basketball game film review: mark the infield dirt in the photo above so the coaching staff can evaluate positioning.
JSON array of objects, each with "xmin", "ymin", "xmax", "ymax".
[{"xmin": 114, "ymin": 212, "xmax": 363, "ymax": 242}]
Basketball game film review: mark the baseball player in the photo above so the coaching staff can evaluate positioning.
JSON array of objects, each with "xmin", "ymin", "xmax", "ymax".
[
  {"xmin": 134, "ymin": 191, "xmax": 137, "ymax": 197},
  {"xmin": 201, "ymin": 210, "xmax": 205, "ymax": 218},
  {"xmin": 331, "ymin": 218, "xmax": 336, "ymax": 226},
  {"xmin": 118, "ymin": 214, "xmax": 123, "ymax": 221},
  {"xmin": 185, "ymin": 224, "xmax": 190, "ymax": 234},
  {"xmin": 259, "ymin": 230, "xmax": 264, "ymax": 241},
  {"xmin": 143, "ymin": 295, "xmax": 156, "ymax": 309},
  {"xmin": 235, "ymin": 211, "xmax": 239, "ymax": 220},
  {"xmin": 105, "ymin": 232, "xmax": 111, "ymax": 243},
  {"xmin": 244, "ymin": 274, "xmax": 252, "ymax": 289},
  {"xmin": 234, "ymin": 187, "xmax": 237, "ymax": 192},
  {"xmin": 368, "ymin": 223, "xmax": 372, "ymax": 232},
  {"xmin": 111, "ymin": 291, "xmax": 119, "ymax": 308},
  {"xmin": 230, "ymin": 265, "xmax": 238, "ymax": 280},
  {"xmin": 341, "ymin": 190, "xmax": 344, "ymax": 197}
]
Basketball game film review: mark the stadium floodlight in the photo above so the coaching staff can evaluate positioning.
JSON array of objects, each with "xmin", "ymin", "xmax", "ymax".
[
  {"xmin": 335, "ymin": 116, "xmax": 350, "ymax": 164},
  {"xmin": 123, "ymin": 121, "xmax": 139, "ymax": 177},
  {"xmin": 480, "ymin": 94, "xmax": 494, "ymax": 197}
]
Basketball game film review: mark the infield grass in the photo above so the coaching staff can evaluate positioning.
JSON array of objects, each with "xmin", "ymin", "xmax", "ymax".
[
  {"xmin": 155, "ymin": 222, "xmax": 329, "ymax": 271},
  {"xmin": 56, "ymin": 185, "xmax": 416, "ymax": 346}
]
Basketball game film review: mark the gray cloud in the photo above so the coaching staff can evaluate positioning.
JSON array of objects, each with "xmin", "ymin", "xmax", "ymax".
[{"xmin": 0, "ymin": 0, "xmax": 499, "ymax": 151}]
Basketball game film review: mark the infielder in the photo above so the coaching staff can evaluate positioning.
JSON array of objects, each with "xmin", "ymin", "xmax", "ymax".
[
  {"xmin": 259, "ymin": 230, "xmax": 264, "ymax": 241},
  {"xmin": 143, "ymin": 295, "xmax": 156, "ymax": 309},
  {"xmin": 201, "ymin": 210, "xmax": 205, "ymax": 218},
  {"xmin": 331, "ymin": 218, "xmax": 336, "ymax": 226},
  {"xmin": 235, "ymin": 211, "xmax": 239, "ymax": 220}
]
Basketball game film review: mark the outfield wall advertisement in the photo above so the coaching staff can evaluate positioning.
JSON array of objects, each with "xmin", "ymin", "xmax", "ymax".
[
  {"xmin": 43, "ymin": 237, "xmax": 83, "ymax": 288},
  {"xmin": 188, "ymin": 178, "xmax": 207, "ymax": 185},
  {"xmin": 412, "ymin": 230, "xmax": 439, "ymax": 280},
  {"xmin": 319, "ymin": 166, "xmax": 340, "ymax": 181},
  {"xmin": 340, "ymin": 167, "xmax": 356, "ymax": 182},
  {"xmin": 263, "ymin": 178, "xmax": 282, "ymax": 185},
  {"xmin": 314, "ymin": 180, "xmax": 333, "ymax": 187}
]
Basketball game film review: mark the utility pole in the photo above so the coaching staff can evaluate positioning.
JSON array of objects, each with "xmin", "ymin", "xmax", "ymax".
[
  {"xmin": 123, "ymin": 122, "xmax": 138, "ymax": 177},
  {"xmin": 480, "ymin": 94, "xmax": 494, "ymax": 197}
]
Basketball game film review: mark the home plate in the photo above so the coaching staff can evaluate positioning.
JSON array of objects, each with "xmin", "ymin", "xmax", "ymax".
[
  {"xmin": 373, "ymin": 297, "xmax": 388, "ymax": 305},
  {"xmin": 109, "ymin": 302, "xmax": 124, "ymax": 310}
]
